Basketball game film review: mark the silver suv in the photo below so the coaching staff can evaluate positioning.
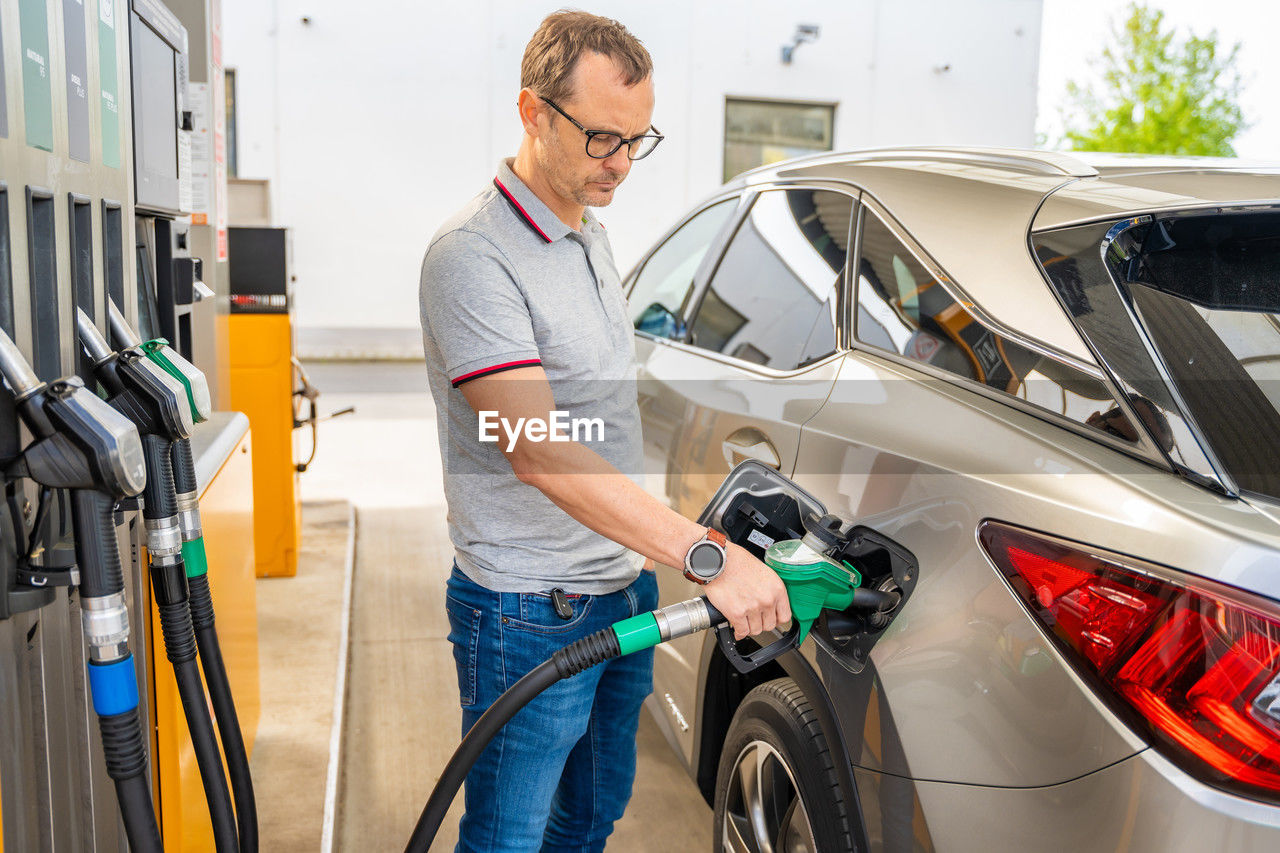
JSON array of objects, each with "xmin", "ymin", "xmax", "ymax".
[{"xmin": 625, "ymin": 147, "xmax": 1280, "ymax": 851}]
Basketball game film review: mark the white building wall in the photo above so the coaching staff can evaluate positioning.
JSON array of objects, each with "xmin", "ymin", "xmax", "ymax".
[{"xmin": 222, "ymin": 0, "xmax": 1044, "ymax": 358}]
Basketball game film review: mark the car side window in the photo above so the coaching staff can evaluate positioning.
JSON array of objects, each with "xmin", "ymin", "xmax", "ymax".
[
  {"xmin": 628, "ymin": 197, "xmax": 738, "ymax": 339},
  {"xmin": 856, "ymin": 209, "xmax": 1015, "ymax": 382},
  {"xmin": 856, "ymin": 207, "xmax": 1142, "ymax": 443},
  {"xmin": 687, "ymin": 189, "xmax": 852, "ymax": 370}
]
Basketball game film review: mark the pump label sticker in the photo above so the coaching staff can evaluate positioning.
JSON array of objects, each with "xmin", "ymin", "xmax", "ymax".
[
  {"xmin": 98, "ymin": 0, "xmax": 120, "ymax": 168},
  {"xmin": 747, "ymin": 529, "xmax": 776, "ymax": 550},
  {"xmin": 63, "ymin": 0, "xmax": 91, "ymax": 162},
  {"xmin": 19, "ymin": 0, "xmax": 54, "ymax": 152}
]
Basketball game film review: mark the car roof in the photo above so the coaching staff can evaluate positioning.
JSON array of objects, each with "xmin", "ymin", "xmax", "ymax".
[{"xmin": 731, "ymin": 147, "xmax": 1280, "ymax": 365}]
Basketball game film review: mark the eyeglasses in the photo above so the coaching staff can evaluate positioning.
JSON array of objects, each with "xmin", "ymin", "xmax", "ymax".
[{"xmin": 540, "ymin": 97, "xmax": 664, "ymax": 161}]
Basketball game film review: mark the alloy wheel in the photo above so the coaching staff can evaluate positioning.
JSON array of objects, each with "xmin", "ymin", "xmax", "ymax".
[{"xmin": 721, "ymin": 739, "xmax": 818, "ymax": 853}]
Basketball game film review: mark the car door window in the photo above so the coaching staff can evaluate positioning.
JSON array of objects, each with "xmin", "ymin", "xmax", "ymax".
[
  {"xmin": 628, "ymin": 197, "xmax": 738, "ymax": 339},
  {"xmin": 856, "ymin": 207, "xmax": 1140, "ymax": 442},
  {"xmin": 688, "ymin": 189, "xmax": 852, "ymax": 370}
]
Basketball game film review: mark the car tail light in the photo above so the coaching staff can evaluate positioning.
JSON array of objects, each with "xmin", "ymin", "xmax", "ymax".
[{"xmin": 980, "ymin": 521, "xmax": 1280, "ymax": 803}]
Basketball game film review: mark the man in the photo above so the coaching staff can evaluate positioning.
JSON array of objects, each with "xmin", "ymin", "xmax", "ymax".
[{"xmin": 419, "ymin": 11, "xmax": 790, "ymax": 851}]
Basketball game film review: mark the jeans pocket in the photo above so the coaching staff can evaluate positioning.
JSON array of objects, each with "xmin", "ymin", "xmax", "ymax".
[
  {"xmin": 509, "ymin": 591, "xmax": 594, "ymax": 634},
  {"xmin": 445, "ymin": 594, "xmax": 482, "ymax": 707}
]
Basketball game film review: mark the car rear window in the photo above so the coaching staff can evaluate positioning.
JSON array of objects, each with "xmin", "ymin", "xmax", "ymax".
[{"xmin": 1036, "ymin": 210, "xmax": 1280, "ymax": 498}]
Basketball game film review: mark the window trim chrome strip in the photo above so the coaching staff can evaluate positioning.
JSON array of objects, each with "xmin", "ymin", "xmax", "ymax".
[{"xmin": 846, "ymin": 345, "xmax": 1173, "ymax": 470}]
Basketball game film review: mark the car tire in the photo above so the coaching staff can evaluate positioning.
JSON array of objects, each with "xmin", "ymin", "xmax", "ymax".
[{"xmin": 713, "ymin": 678, "xmax": 856, "ymax": 853}]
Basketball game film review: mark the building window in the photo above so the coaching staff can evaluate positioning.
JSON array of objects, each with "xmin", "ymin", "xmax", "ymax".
[{"xmin": 723, "ymin": 98, "xmax": 835, "ymax": 182}]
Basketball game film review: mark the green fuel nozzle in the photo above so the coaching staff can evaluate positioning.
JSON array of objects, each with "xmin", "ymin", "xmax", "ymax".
[
  {"xmin": 108, "ymin": 299, "xmax": 212, "ymax": 424},
  {"xmin": 763, "ymin": 538, "xmax": 861, "ymax": 646}
]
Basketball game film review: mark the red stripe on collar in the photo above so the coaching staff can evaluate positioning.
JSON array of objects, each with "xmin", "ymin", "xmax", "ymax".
[{"xmin": 493, "ymin": 178, "xmax": 552, "ymax": 243}]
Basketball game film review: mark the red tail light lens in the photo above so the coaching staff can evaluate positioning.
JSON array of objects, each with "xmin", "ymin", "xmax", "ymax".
[{"xmin": 980, "ymin": 522, "xmax": 1280, "ymax": 803}]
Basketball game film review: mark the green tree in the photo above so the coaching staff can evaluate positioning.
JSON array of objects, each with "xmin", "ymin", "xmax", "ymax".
[{"xmin": 1061, "ymin": 3, "xmax": 1248, "ymax": 156}]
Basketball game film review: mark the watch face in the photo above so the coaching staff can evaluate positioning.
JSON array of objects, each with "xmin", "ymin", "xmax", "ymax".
[{"xmin": 689, "ymin": 541, "xmax": 724, "ymax": 578}]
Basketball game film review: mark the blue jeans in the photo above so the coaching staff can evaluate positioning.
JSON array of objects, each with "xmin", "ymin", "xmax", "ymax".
[{"xmin": 445, "ymin": 564, "xmax": 659, "ymax": 853}]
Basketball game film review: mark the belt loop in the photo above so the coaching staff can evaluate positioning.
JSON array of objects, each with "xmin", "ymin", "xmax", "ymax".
[{"xmin": 624, "ymin": 583, "xmax": 638, "ymax": 616}]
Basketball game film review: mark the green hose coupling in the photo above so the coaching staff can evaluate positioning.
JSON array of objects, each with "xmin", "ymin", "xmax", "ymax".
[
  {"xmin": 614, "ymin": 597, "xmax": 714, "ymax": 655},
  {"xmin": 182, "ymin": 537, "xmax": 209, "ymax": 579},
  {"xmin": 612, "ymin": 612, "xmax": 661, "ymax": 656},
  {"xmin": 553, "ymin": 598, "xmax": 718, "ymax": 679}
]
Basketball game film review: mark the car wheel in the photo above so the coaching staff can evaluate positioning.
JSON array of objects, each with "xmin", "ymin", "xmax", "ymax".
[{"xmin": 713, "ymin": 678, "xmax": 856, "ymax": 853}]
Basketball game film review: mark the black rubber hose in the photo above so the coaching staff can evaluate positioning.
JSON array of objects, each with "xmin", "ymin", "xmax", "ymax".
[
  {"xmin": 100, "ymin": 710, "xmax": 163, "ymax": 852},
  {"xmin": 190, "ymin": 574, "xmax": 258, "ymax": 853},
  {"xmin": 153, "ymin": 563, "xmax": 239, "ymax": 853},
  {"xmin": 71, "ymin": 489, "xmax": 124, "ymax": 598},
  {"xmin": 114, "ymin": 774, "xmax": 164, "ymax": 853},
  {"xmin": 406, "ymin": 659, "xmax": 562, "ymax": 852},
  {"xmin": 173, "ymin": 653, "xmax": 240, "ymax": 853},
  {"xmin": 171, "ymin": 438, "xmax": 198, "ymax": 496},
  {"xmin": 141, "ymin": 435, "xmax": 177, "ymax": 519},
  {"xmin": 406, "ymin": 626, "xmax": 626, "ymax": 851}
]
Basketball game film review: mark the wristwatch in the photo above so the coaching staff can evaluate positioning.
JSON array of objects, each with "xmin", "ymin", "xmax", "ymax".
[{"xmin": 683, "ymin": 527, "xmax": 728, "ymax": 585}]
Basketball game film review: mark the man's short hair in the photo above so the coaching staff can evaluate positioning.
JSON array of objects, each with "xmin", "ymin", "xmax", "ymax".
[{"xmin": 521, "ymin": 10, "xmax": 652, "ymax": 104}]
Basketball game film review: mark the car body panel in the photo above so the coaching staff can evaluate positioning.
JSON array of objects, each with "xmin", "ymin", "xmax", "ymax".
[
  {"xmin": 797, "ymin": 351, "xmax": 1280, "ymax": 784},
  {"xmin": 858, "ymin": 746, "xmax": 1280, "ymax": 853}
]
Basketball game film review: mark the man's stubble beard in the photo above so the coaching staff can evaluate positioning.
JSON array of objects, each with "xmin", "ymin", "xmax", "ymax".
[{"xmin": 537, "ymin": 128, "xmax": 624, "ymax": 209}]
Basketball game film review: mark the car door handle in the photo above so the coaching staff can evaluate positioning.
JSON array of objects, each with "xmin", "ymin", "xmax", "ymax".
[{"xmin": 722, "ymin": 428, "xmax": 781, "ymax": 470}]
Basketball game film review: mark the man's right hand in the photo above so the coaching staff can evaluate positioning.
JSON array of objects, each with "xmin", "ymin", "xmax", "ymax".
[{"xmin": 704, "ymin": 543, "xmax": 792, "ymax": 640}]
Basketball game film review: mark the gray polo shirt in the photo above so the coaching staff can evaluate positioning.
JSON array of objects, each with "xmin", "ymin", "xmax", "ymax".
[{"xmin": 419, "ymin": 159, "xmax": 644, "ymax": 594}]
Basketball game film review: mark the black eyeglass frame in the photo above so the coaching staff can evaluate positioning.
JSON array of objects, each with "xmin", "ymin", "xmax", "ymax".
[{"xmin": 540, "ymin": 96, "xmax": 664, "ymax": 161}]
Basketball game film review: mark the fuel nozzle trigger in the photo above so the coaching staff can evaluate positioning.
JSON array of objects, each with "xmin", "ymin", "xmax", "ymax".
[{"xmin": 714, "ymin": 620, "xmax": 804, "ymax": 675}]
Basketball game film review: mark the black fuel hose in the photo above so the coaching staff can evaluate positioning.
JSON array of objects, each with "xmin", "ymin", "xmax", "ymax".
[
  {"xmin": 405, "ymin": 658, "xmax": 565, "ymax": 852},
  {"xmin": 72, "ymin": 489, "xmax": 163, "ymax": 852},
  {"xmin": 174, "ymin": 438, "xmax": 259, "ymax": 853},
  {"xmin": 142, "ymin": 437, "xmax": 239, "ymax": 853},
  {"xmin": 405, "ymin": 600, "xmax": 727, "ymax": 852},
  {"xmin": 190, "ymin": 573, "xmax": 258, "ymax": 853},
  {"xmin": 101, "ymin": 710, "xmax": 164, "ymax": 851}
]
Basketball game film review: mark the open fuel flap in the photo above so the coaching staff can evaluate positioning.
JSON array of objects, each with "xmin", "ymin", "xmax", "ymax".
[{"xmin": 698, "ymin": 461, "xmax": 918, "ymax": 672}]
